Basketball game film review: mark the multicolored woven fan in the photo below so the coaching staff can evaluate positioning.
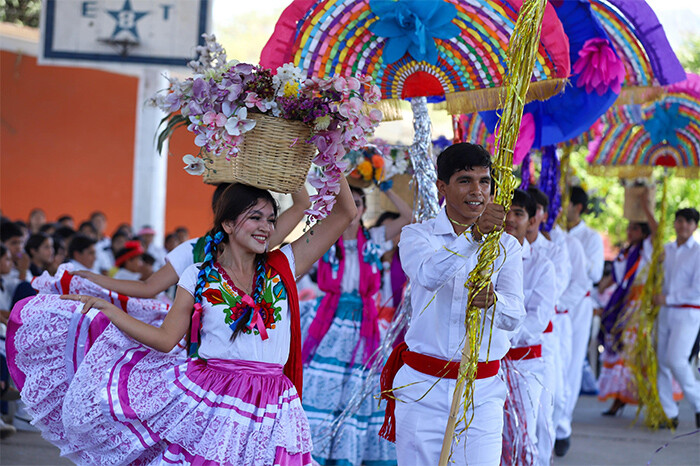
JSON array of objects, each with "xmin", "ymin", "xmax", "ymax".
[
  {"xmin": 261, "ymin": 0, "xmax": 570, "ymax": 116},
  {"xmin": 589, "ymin": 0, "xmax": 686, "ymax": 104},
  {"xmin": 587, "ymin": 74, "xmax": 700, "ymax": 178}
]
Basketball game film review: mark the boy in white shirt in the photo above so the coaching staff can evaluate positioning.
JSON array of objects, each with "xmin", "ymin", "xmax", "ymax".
[
  {"xmin": 380, "ymin": 143, "xmax": 525, "ymax": 466},
  {"xmin": 654, "ymin": 207, "xmax": 700, "ymax": 429}
]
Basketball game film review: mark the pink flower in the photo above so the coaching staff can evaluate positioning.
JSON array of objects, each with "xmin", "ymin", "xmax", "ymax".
[
  {"xmin": 573, "ymin": 38, "xmax": 625, "ymax": 96},
  {"xmin": 224, "ymin": 107, "xmax": 256, "ymax": 136}
]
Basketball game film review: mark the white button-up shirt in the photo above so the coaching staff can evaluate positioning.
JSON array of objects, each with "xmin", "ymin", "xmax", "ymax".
[
  {"xmin": 530, "ymin": 231, "xmax": 570, "ymax": 301},
  {"xmin": 399, "ymin": 207, "xmax": 525, "ymax": 362},
  {"xmin": 511, "ymin": 240, "xmax": 556, "ymax": 348},
  {"xmin": 662, "ymin": 237, "xmax": 700, "ymax": 309},
  {"xmin": 551, "ymin": 225, "xmax": 593, "ymax": 312},
  {"xmin": 568, "ymin": 219, "xmax": 605, "ymax": 288}
]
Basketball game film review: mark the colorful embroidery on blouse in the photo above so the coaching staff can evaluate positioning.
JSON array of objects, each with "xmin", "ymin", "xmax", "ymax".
[{"xmin": 201, "ymin": 263, "xmax": 285, "ymax": 336}]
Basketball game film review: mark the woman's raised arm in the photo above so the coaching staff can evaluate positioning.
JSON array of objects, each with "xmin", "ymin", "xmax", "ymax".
[{"xmin": 291, "ymin": 177, "xmax": 357, "ymax": 276}]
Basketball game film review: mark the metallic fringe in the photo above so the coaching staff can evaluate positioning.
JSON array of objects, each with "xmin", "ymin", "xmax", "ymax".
[
  {"xmin": 444, "ymin": 78, "xmax": 567, "ymax": 115},
  {"xmin": 557, "ymin": 144, "xmax": 572, "ymax": 231},
  {"xmin": 586, "ymin": 165, "xmax": 699, "ymax": 179},
  {"xmin": 439, "ymin": 0, "xmax": 549, "ymax": 464},
  {"xmin": 363, "ymin": 99, "xmax": 406, "ymax": 122},
  {"xmin": 614, "ymin": 86, "xmax": 665, "ymax": 106},
  {"xmin": 627, "ymin": 172, "xmax": 671, "ymax": 429}
]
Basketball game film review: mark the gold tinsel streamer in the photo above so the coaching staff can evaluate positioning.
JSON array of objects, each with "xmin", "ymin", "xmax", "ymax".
[
  {"xmin": 438, "ymin": 0, "xmax": 548, "ymax": 463},
  {"xmin": 626, "ymin": 172, "xmax": 672, "ymax": 429},
  {"xmin": 557, "ymin": 143, "xmax": 573, "ymax": 231}
]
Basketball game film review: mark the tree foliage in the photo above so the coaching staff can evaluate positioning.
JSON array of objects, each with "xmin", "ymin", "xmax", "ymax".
[{"xmin": 0, "ymin": 0, "xmax": 41, "ymax": 27}]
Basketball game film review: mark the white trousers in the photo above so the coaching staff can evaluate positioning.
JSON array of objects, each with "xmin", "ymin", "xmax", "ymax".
[
  {"xmin": 556, "ymin": 297, "xmax": 592, "ymax": 439},
  {"xmin": 394, "ymin": 365, "xmax": 507, "ymax": 466},
  {"xmin": 552, "ymin": 312, "xmax": 572, "ymax": 435},
  {"xmin": 537, "ymin": 331, "xmax": 558, "ymax": 466},
  {"xmin": 657, "ymin": 307, "xmax": 700, "ymax": 417}
]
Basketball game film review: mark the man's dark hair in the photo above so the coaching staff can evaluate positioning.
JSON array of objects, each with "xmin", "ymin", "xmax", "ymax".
[
  {"xmin": 25, "ymin": 232, "xmax": 50, "ymax": 256},
  {"xmin": 1, "ymin": 222, "xmax": 23, "ymax": 243},
  {"xmin": 57, "ymin": 215, "xmax": 73, "ymax": 223},
  {"xmin": 675, "ymin": 207, "xmax": 700, "ymax": 224},
  {"xmin": 39, "ymin": 223, "xmax": 55, "ymax": 234},
  {"xmin": 89, "ymin": 211, "xmax": 106, "ymax": 220},
  {"xmin": 68, "ymin": 234, "xmax": 96, "ymax": 258},
  {"xmin": 79, "ymin": 221, "xmax": 97, "ymax": 235},
  {"xmin": 437, "ymin": 143, "xmax": 492, "ymax": 183},
  {"xmin": 54, "ymin": 226, "xmax": 76, "ymax": 241},
  {"xmin": 512, "ymin": 189, "xmax": 536, "ymax": 219},
  {"xmin": 570, "ymin": 186, "xmax": 589, "ymax": 212},
  {"xmin": 111, "ymin": 231, "xmax": 130, "ymax": 245},
  {"xmin": 527, "ymin": 186, "xmax": 549, "ymax": 211}
]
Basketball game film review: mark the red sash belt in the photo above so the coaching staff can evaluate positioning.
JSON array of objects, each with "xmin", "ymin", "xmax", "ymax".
[
  {"xmin": 555, "ymin": 306, "xmax": 568, "ymax": 314},
  {"xmin": 506, "ymin": 344, "xmax": 542, "ymax": 360},
  {"xmin": 379, "ymin": 342, "xmax": 500, "ymax": 443},
  {"xmin": 543, "ymin": 321, "xmax": 553, "ymax": 333},
  {"xmin": 585, "ymin": 291, "xmax": 591, "ymax": 297},
  {"xmin": 679, "ymin": 304, "xmax": 700, "ymax": 310}
]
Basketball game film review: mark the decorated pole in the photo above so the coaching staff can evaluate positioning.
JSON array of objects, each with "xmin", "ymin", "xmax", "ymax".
[
  {"xmin": 557, "ymin": 143, "xmax": 573, "ymax": 231},
  {"xmin": 628, "ymin": 171, "xmax": 671, "ymax": 429},
  {"xmin": 438, "ymin": 0, "xmax": 550, "ymax": 463}
]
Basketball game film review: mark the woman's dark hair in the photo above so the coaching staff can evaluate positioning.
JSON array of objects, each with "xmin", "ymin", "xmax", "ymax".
[
  {"xmin": 193, "ymin": 183, "xmax": 279, "ymax": 346},
  {"xmin": 0, "ymin": 244, "xmax": 7, "ymax": 258},
  {"xmin": 25, "ymin": 232, "xmax": 50, "ymax": 257},
  {"xmin": 375, "ymin": 211, "xmax": 399, "ymax": 228},
  {"xmin": 630, "ymin": 222, "xmax": 651, "ymax": 239},
  {"xmin": 350, "ymin": 186, "xmax": 366, "ymax": 210},
  {"xmin": 212, "ymin": 182, "xmax": 232, "ymax": 212}
]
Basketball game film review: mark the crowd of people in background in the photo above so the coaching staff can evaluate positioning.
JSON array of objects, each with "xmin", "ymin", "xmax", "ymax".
[
  {"xmin": 1, "ymin": 144, "xmax": 698, "ymax": 465},
  {"xmin": 0, "ymin": 210, "xmax": 194, "ymax": 438}
]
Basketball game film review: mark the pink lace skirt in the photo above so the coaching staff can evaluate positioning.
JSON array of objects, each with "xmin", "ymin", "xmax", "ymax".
[{"xmin": 6, "ymin": 268, "xmax": 313, "ymax": 465}]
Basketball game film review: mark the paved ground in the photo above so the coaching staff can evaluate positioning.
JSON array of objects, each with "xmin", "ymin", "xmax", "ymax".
[{"xmin": 0, "ymin": 395, "xmax": 698, "ymax": 465}]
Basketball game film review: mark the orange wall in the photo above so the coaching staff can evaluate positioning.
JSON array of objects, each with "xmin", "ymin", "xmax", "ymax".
[{"xmin": 0, "ymin": 50, "xmax": 213, "ymax": 238}]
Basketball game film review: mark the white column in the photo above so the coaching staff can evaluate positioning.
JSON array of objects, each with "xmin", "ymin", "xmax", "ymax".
[{"xmin": 131, "ymin": 68, "xmax": 168, "ymax": 246}]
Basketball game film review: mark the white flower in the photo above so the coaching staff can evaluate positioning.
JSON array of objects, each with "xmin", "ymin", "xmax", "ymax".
[
  {"xmin": 224, "ymin": 107, "xmax": 256, "ymax": 136},
  {"xmin": 273, "ymin": 63, "xmax": 303, "ymax": 93},
  {"xmin": 182, "ymin": 154, "xmax": 206, "ymax": 175}
]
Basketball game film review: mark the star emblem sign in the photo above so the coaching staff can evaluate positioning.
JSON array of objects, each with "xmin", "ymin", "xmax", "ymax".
[{"xmin": 107, "ymin": 0, "xmax": 148, "ymax": 40}]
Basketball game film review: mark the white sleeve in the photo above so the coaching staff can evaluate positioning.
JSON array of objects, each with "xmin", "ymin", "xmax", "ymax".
[
  {"xmin": 369, "ymin": 225, "xmax": 393, "ymax": 255},
  {"xmin": 490, "ymin": 236, "xmax": 526, "ymax": 331},
  {"xmin": 516, "ymin": 257, "xmax": 556, "ymax": 342},
  {"xmin": 398, "ymin": 223, "xmax": 481, "ymax": 293},
  {"xmin": 587, "ymin": 229, "xmax": 605, "ymax": 284},
  {"xmin": 558, "ymin": 237, "xmax": 590, "ymax": 312},
  {"xmin": 166, "ymin": 238, "xmax": 198, "ymax": 277},
  {"xmin": 280, "ymin": 244, "xmax": 296, "ymax": 278},
  {"xmin": 177, "ymin": 264, "xmax": 200, "ymax": 297}
]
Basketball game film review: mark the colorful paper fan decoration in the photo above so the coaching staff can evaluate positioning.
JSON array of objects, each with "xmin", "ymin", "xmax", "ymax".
[
  {"xmin": 587, "ymin": 74, "xmax": 700, "ymax": 178},
  {"xmin": 589, "ymin": 0, "xmax": 686, "ymax": 105},
  {"xmin": 260, "ymin": 0, "xmax": 571, "ymax": 117},
  {"xmin": 478, "ymin": 0, "xmax": 622, "ymax": 149}
]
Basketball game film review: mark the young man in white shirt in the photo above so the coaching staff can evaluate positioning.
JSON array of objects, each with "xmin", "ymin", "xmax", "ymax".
[
  {"xmin": 525, "ymin": 187, "xmax": 570, "ymax": 465},
  {"xmin": 555, "ymin": 186, "xmax": 604, "ymax": 456},
  {"xmin": 380, "ymin": 143, "xmax": 525, "ymax": 466},
  {"xmin": 654, "ymin": 207, "xmax": 700, "ymax": 429},
  {"xmin": 67, "ymin": 234, "xmax": 97, "ymax": 272},
  {"xmin": 503, "ymin": 189, "xmax": 556, "ymax": 464}
]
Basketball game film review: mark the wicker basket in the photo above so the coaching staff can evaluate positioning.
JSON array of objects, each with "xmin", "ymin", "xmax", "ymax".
[{"xmin": 203, "ymin": 113, "xmax": 315, "ymax": 193}]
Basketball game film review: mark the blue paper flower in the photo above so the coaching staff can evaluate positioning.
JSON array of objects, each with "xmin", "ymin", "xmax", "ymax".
[
  {"xmin": 643, "ymin": 102, "xmax": 691, "ymax": 146},
  {"xmin": 369, "ymin": 0, "xmax": 460, "ymax": 65}
]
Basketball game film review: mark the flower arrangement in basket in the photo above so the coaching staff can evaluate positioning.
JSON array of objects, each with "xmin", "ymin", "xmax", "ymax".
[
  {"xmin": 151, "ymin": 34, "xmax": 383, "ymax": 220},
  {"xmin": 346, "ymin": 145, "xmax": 386, "ymax": 188}
]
